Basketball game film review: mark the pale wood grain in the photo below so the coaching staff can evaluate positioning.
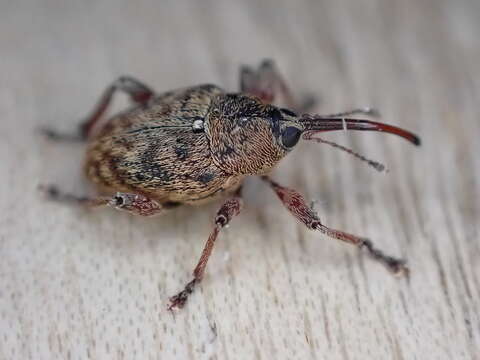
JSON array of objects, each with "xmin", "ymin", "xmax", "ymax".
[{"xmin": 0, "ymin": 0, "xmax": 479, "ymax": 359}]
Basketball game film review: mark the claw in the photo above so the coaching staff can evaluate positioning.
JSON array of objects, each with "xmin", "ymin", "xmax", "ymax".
[
  {"xmin": 361, "ymin": 239, "xmax": 409, "ymax": 278},
  {"xmin": 389, "ymin": 259, "xmax": 410, "ymax": 278},
  {"xmin": 167, "ymin": 278, "xmax": 197, "ymax": 311},
  {"xmin": 38, "ymin": 184, "xmax": 61, "ymax": 199},
  {"xmin": 37, "ymin": 125, "xmax": 85, "ymax": 142}
]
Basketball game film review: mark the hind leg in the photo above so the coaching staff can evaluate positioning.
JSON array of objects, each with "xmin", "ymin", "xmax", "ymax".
[{"xmin": 40, "ymin": 76, "xmax": 154, "ymax": 142}]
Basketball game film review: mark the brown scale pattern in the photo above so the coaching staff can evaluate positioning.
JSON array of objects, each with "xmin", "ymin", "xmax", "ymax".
[{"xmin": 84, "ymin": 85, "xmax": 260, "ymax": 205}]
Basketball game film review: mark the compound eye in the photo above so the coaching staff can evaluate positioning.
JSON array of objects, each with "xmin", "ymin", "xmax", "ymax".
[{"xmin": 281, "ymin": 126, "xmax": 302, "ymax": 148}]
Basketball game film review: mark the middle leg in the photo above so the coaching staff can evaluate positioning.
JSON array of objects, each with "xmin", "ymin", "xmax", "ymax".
[
  {"xmin": 239, "ymin": 59, "xmax": 316, "ymax": 113},
  {"xmin": 239, "ymin": 60, "xmax": 380, "ymax": 117},
  {"xmin": 39, "ymin": 184, "xmax": 165, "ymax": 216},
  {"xmin": 261, "ymin": 176, "xmax": 409, "ymax": 276},
  {"xmin": 41, "ymin": 76, "xmax": 155, "ymax": 142}
]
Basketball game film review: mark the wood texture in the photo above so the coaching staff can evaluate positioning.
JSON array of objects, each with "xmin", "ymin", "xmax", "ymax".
[{"xmin": 1, "ymin": 0, "xmax": 479, "ymax": 359}]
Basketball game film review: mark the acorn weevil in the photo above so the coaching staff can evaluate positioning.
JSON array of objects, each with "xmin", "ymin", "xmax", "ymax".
[{"xmin": 41, "ymin": 59, "xmax": 421, "ymax": 310}]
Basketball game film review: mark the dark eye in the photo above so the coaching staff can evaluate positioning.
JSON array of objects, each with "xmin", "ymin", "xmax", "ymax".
[{"xmin": 281, "ymin": 127, "xmax": 302, "ymax": 148}]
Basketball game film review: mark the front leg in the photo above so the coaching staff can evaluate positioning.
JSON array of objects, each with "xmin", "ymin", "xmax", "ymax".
[
  {"xmin": 40, "ymin": 185, "xmax": 165, "ymax": 216},
  {"xmin": 261, "ymin": 176, "xmax": 409, "ymax": 276},
  {"xmin": 168, "ymin": 188, "xmax": 243, "ymax": 310}
]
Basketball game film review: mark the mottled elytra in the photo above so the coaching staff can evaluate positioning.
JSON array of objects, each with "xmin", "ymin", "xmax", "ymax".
[{"xmin": 41, "ymin": 59, "xmax": 421, "ymax": 310}]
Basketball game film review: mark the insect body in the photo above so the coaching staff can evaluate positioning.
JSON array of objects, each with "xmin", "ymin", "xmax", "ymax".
[
  {"xmin": 42, "ymin": 60, "xmax": 421, "ymax": 310},
  {"xmin": 85, "ymin": 84, "xmax": 240, "ymax": 206}
]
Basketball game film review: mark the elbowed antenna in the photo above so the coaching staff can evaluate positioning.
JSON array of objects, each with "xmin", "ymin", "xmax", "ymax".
[{"xmin": 299, "ymin": 115, "xmax": 421, "ymax": 146}]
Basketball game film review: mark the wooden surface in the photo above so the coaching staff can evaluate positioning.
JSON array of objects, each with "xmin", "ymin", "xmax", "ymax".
[{"xmin": 1, "ymin": 0, "xmax": 479, "ymax": 359}]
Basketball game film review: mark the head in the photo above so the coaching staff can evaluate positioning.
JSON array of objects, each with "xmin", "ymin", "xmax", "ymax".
[{"xmin": 204, "ymin": 93, "xmax": 420, "ymax": 175}]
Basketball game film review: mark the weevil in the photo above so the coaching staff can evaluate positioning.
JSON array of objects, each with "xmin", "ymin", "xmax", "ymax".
[{"xmin": 41, "ymin": 59, "xmax": 421, "ymax": 310}]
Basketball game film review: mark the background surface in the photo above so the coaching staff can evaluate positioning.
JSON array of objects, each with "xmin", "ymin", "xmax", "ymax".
[{"xmin": 1, "ymin": 0, "xmax": 479, "ymax": 359}]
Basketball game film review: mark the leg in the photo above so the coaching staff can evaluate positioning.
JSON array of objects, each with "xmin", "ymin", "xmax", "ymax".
[
  {"xmin": 316, "ymin": 107, "xmax": 380, "ymax": 118},
  {"xmin": 41, "ymin": 76, "xmax": 154, "ymax": 141},
  {"xmin": 261, "ymin": 176, "xmax": 408, "ymax": 276},
  {"xmin": 168, "ymin": 188, "xmax": 243, "ymax": 310},
  {"xmin": 39, "ymin": 184, "xmax": 165, "ymax": 216},
  {"xmin": 239, "ymin": 59, "xmax": 316, "ymax": 113}
]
